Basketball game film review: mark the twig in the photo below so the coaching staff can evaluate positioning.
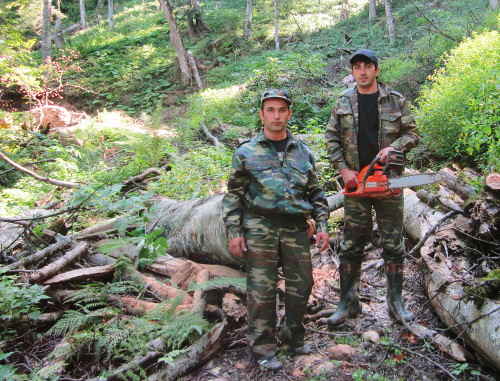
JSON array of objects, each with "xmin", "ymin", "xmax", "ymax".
[
  {"xmin": 390, "ymin": 342, "xmax": 459, "ymax": 381},
  {"xmin": 0, "ymin": 159, "xmax": 56, "ymax": 176},
  {"xmin": 305, "ymin": 326, "xmax": 355, "ymax": 337},
  {"xmin": 408, "ymin": 0, "xmax": 459, "ymax": 43},
  {"xmin": 407, "ymin": 210, "xmax": 459, "ymax": 258}
]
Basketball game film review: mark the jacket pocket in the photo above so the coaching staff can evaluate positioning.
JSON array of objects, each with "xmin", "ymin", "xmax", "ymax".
[
  {"xmin": 381, "ymin": 111, "xmax": 402, "ymax": 135},
  {"xmin": 290, "ymin": 161, "xmax": 312, "ymax": 189}
]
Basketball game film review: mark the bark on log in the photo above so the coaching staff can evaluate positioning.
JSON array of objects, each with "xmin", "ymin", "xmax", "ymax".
[
  {"xmin": 403, "ymin": 189, "xmax": 500, "ymax": 371},
  {"xmin": 151, "ymin": 195, "xmax": 241, "ymax": 267},
  {"xmin": 438, "ymin": 167, "xmax": 477, "ymax": 201},
  {"xmin": 148, "ymin": 319, "xmax": 229, "ymax": 381},
  {"xmin": 421, "ymin": 243, "xmax": 500, "ymax": 370}
]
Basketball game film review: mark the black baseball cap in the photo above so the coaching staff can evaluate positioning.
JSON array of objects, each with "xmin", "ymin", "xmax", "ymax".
[
  {"xmin": 260, "ymin": 89, "xmax": 292, "ymax": 105},
  {"xmin": 350, "ymin": 49, "xmax": 378, "ymax": 66}
]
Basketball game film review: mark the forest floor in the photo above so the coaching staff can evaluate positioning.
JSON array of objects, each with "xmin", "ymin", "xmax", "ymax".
[{"xmin": 179, "ymin": 240, "xmax": 499, "ymax": 381}]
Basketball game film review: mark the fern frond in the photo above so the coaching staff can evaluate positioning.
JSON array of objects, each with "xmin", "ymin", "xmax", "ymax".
[
  {"xmin": 95, "ymin": 237, "xmax": 142, "ymax": 256},
  {"xmin": 188, "ymin": 276, "xmax": 246, "ymax": 293},
  {"xmin": 145, "ymin": 294, "xmax": 187, "ymax": 322},
  {"xmin": 158, "ymin": 348, "xmax": 190, "ymax": 366},
  {"xmin": 160, "ymin": 312, "xmax": 211, "ymax": 350}
]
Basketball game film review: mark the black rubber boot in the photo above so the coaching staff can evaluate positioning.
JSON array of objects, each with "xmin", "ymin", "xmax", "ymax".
[
  {"xmin": 386, "ymin": 263, "xmax": 415, "ymax": 323},
  {"xmin": 327, "ymin": 263, "xmax": 362, "ymax": 328}
]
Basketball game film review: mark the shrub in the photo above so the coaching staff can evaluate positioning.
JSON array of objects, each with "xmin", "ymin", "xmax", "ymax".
[{"xmin": 415, "ymin": 29, "xmax": 500, "ymax": 172}]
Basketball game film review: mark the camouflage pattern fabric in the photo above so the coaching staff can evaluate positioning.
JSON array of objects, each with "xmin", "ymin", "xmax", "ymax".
[
  {"xmin": 340, "ymin": 193, "xmax": 405, "ymax": 264},
  {"xmin": 222, "ymin": 128, "xmax": 329, "ymax": 240},
  {"xmin": 325, "ymin": 82, "xmax": 419, "ymax": 172},
  {"xmin": 243, "ymin": 214, "xmax": 312, "ymax": 360},
  {"xmin": 221, "ymin": 128, "xmax": 329, "ymax": 361}
]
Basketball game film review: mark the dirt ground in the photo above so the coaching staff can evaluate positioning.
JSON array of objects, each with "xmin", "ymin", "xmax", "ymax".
[{"xmin": 179, "ymin": 241, "xmax": 499, "ymax": 381}]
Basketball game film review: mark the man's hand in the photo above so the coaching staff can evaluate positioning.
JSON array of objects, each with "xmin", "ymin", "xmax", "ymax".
[
  {"xmin": 228, "ymin": 237, "xmax": 247, "ymax": 259},
  {"xmin": 340, "ymin": 168, "xmax": 359, "ymax": 189},
  {"xmin": 377, "ymin": 147, "xmax": 395, "ymax": 164},
  {"xmin": 315, "ymin": 232, "xmax": 330, "ymax": 252}
]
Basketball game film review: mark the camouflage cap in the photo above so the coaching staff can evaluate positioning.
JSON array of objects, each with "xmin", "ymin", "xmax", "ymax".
[{"xmin": 260, "ymin": 89, "xmax": 292, "ymax": 105}]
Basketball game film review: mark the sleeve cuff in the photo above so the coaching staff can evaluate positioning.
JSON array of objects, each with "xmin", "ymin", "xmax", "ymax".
[
  {"xmin": 315, "ymin": 221, "xmax": 329, "ymax": 233},
  {"xmin": 228, "ymin": 227, "xmax": 244, "ymax": 240}
]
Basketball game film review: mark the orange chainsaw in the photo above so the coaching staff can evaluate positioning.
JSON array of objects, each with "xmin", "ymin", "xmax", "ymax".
[{"xmin": 344, "ymin": 150, "xmax": 441, "ymax": 198}]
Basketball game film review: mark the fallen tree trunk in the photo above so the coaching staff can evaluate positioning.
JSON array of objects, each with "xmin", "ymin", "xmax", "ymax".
[{"xmin": 402, "ymin": 189, "xmax": 500, "ymax": 371}]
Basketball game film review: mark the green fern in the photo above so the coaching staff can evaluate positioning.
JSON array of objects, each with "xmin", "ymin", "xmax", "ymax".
[
  {"xmin": 188, "ymin": 276, "xmax": 246, "ymax": 293},
  {"xmin": 160, "ymin": 312, "xmax": 211, "ymax": 350},
  {"xmin": 46, "ymin": 307, "xmax": 119, "ymax": 337}
]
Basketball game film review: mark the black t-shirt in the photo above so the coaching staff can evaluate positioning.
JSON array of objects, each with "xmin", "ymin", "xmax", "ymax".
[
  {"xmin": 357, "ymin": 91, "xmax": 379, "ymax": 168},
  {"xmin": 269, "ymin": 137, "xmax": 288, "ymax": 165}
]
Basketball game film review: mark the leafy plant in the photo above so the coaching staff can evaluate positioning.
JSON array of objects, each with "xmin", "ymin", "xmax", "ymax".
[
  {"xmin": 415, "ymin": 29, "xmax": 500, "ymax": 172},
  {"xmin": 0, "ymin": 267, "xmax": 49, "ymax": 340}
]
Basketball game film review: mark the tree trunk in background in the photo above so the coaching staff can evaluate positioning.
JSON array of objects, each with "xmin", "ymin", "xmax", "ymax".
[
  {"xmin": 244, "ymin": 0, "xmax": 253, "ymax": 40},
  {"xmin": 340, "ymin": 0, "xmax": 348, "ymax": 20},
  {"xmin": 108, "ymin": 0, "xmax": 114, "ymax": 31},
  {"xmin": 41, "ymin": 0, "xmax": 52, "ymax": 62},
  {"xmin": 190, "ymin": 0, "xmax": 209, "ymax": 35},
  {"xmin": 79, "ymin": 0, "xmax": 87, "ymax": 29},
  {"xmin": 369, "ymin": 0, "xmax": 376, "ymax": 21},
  {"xmin": 384, "ymin": 0, "xmax": 396, "ymax": 45},
  {"xmin": 54, "ymin": 0, "xmax": 65, "ymax": 48},
  {"xmin": 273, "ymin": 0, "xmax": 280, "ymax": 50},
  {"xmin": 491, "ymin": 0, "xmax": 498, "ymax": 9},
  {"xmin": 97, "ymin": 0, "xmax": 104, "ymax": 9},
  {"xmin": 158, "ymin": 0, "xmax": 192, "ymax": 85}
]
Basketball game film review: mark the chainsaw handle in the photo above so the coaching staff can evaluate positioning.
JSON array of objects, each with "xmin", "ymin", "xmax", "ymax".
[{"xmin": 360, "ymin": 155, "xmax": 382, "ymax": 192}]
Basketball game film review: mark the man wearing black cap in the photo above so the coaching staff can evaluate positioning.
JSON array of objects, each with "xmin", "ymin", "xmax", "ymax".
[
  {"xmin": 325, "ymin": 50, "xmax": 420, "ymax": 327},
  {"xmin": 222, "ymin": 90, "xmax": 330, "ymax": 370}
]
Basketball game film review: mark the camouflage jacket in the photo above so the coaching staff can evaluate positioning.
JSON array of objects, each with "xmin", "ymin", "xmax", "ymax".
[
  {"xmin": 325, "ymin": 81, "xmax": 419, "ymax": 172},
  {"xmin": 222, "ymin": 129, "xmax": 330, "ymax": 240}
]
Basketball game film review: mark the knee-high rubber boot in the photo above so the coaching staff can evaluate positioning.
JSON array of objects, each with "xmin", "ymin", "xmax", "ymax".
[
  {"xmin": 327, "ymin": 263, "xmax": 362, "ymax": 328},
  {"xmin": 386, "ymin": 263, "xmax": 415, "ymax": 323}
]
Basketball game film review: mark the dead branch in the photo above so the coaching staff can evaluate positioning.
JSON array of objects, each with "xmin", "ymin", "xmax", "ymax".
[
  {"xmin": 407, "ymin": 210, "xmax": 459, "ymax": 258},
  {"xmin": 187, "ymin": 50, "xmax": 203, "ymax": 89},
  {"xmin": 122, "ymin": 168, "xmax": 163, "ymax": 185},
  {"xmin": 29, "ymin": 242, "xmax": 89, "ymax": 283},
  {"xmin": 200, "ymin": 120, "xmax": 220, "ymax": 147},
  {"xmin": 42, "ymin": 265, "xmax": 115, "ymax": 285},
  {"xmin": 408, "ymin": 0, "xmax": 459, "ymax": 43},
  {"xmin": 8, "ymin": 234, "xmax": 72, "ymax": 270},
  {"xmin": 0, "ymin": 151, "xmax": 84, "ymax": 188}
]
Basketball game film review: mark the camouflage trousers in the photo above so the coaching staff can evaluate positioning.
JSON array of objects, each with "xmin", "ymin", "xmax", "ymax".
[
  {"xmin": 340, "ymin": 194, "xmax": 405, "ymax": 265},
  {"xmin": 243, "ymin": 214, "xmax": 313, "ymax": 361}
]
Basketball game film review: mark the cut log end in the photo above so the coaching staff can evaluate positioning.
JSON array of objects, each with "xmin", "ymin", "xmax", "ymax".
[{"xmin": 484, "ymin": 172, "xmax": 500, "ymax": 194}]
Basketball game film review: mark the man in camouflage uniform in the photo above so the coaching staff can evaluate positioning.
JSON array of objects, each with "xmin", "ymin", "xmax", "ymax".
[
  {"xmin": 325, "ymin": 49, "xmax": 420, "ymax": 328},
  {"xmin": 222, "ymin": 90, "xmax": 330, "ymax": 371}
]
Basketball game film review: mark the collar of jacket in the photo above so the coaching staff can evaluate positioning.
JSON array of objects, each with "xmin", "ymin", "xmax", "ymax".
[
  {"xmin": 344, "ymin": 81, "xmax": 392, "ymax": 102},
  {"xmin": 255, "ymin": 128, "xmax": 299, "ymax": 145}
]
